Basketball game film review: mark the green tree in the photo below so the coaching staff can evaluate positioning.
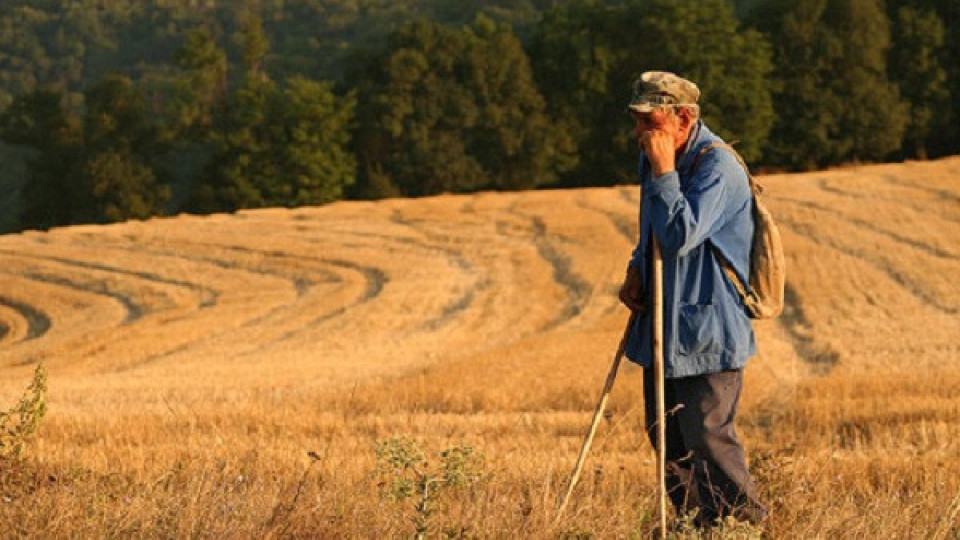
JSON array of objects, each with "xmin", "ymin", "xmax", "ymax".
[
  {"xmin": 190, "ymin": 13, "xmax": 358, "ymax": 212},
  {"xmin": 528, "ymin": 0, "xmax": 632, "ymax": 186},
  {"xmin": 888, "ymin": 5, "xmax": 950, "ymax": 160},
  {"xmin": 461, "ymin": 15, "xmax": 576, "ymax": 190},
  {"xmin": 170, "ymin": 27, "xmax": 228, "ymax": 140},
  {"xmin": 828, "ymin": 0, "xmax": 907, "ymax": 163},
  {"xmin": 746, "ymin": 1, "xmax": 836, "ymax": 170},
  {"xmin": 0, "ymin": 3, "xmax": 63, "ymax": 110},
  {"xmin": 133, "ymin": 26, "xmax": 230, "ymax": 214},
  {"xmin": 904, "ymin": 0, "xmax": 960, "ymax": 157},
  {"xmin": 192, "ymin": 64, "xmax": 356, "ymax": 211},
  {"xmin": 351, "ymin": 16, "xmax": 573, "ymax": 198},
  {"xmin": 83, "ymin": 74, "xmax": 158, "ymax": 154},
  {"xmin": 352, "ymin": 22, "xmax": 484, "ymax": 197},
  {"xmin": 277, "ymin": 77, "xmax": 356, "ymax": 205},
  {"xmin": 938, "ymin": 0, "xmax": 960, "ymax": 156},
  {"xmin": 195, "ymin": 76, "xmax": 357, "ymax": 211},
  {"xmin": 190, "ymin": 75, "xmax": 275, "ymax": 212},
  {"xmin": 78, "ymin": 74, "xmax": 170, "ymax": 223},
  {"xmin": 755, "ymin": 0, "xmax": 907, "ymax": 169},
  {"xmin": 0, "ymin": 89, "xmax": 81, "ymax": 229},
  {"xmin": 0, "ymin": 0, "xmax": 137, "ymax": 110},
  {"xmin": 0, "ymin": 90, "xmax": 70, "ymax": 148},
  {"xmin": 631, "ymin": 0, "xmax": 775, "ymax": 164},
  {"xmin": 81, "ymin": 150, "xmax": 167, "ymax": 222},
  {"xmin": 235, "ymin": 11, "xmax": 269, "ymax": 80},
  {"xmin": 4, "ymin": 76, "xmax": 171, "ymax": 228},
  {"xmin": 531, "ymin": 0, "xmax": 774, "ymax": 184}
]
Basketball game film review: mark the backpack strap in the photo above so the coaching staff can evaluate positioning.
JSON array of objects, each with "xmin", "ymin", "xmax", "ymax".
[
  {"xmin": 689, "ymin": 141, "xmax": 754, "ymax": 300},
  {"xmin": 690, "ymin": 141, "xmax": 763, "ymax": 195},
  {"xmin": 713, "ymin": 246, "xmax": 750, "ymax": 303}
]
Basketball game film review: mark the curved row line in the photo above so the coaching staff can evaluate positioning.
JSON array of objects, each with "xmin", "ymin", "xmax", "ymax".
[
  {"xmin": 505, "ymin": 202, "xmax": 592, "ymax": 330},
  {"xmin": 202, "ymin": 199, "xmax": 609, "ymax": 341},
  {"xmin": 61, "ymin": 235, "xmax": 324, "ymax": 307},
  {"xmin": 777, "ymin": 284, "xmax": 840, "ymax": 373},
  {"xmin": 769, "ymin": 195, "xmax": 959, "ymax": 261},
  {"xmin": 98, "ymin": 229, "xmax": 393, "ymax": 361},
  {"xmin": 183, "ymin": 239, "xmax": 388, "ymax": 331},
  {"xmin": 0, "ymin": 249, "xmax": 221, "ymax": 308},
  {"xmin": 881, "ymin": 174, "xmax": 960, "ymax": 208},
  {"xmin": 386, "ymin": 208, "xmax": 485, "ymax": 331},
  {"xmin": 775, "ymin": 214, "xmax": 957, "ymax": 315},
  {"xmin": 812, "ymin": 175, "xmax": 960, "ymax": 226},
  {"xmin": 574, "ymin": 198, "xmax": 637, "ymax": 244},
  {"xmin": 241, "ymin": 257, "xmax": 387, "ymax": 356},
  {"xmin": 108, "ymin": 243, "xmax": 384, "ymax": 366},
  {"xmin": 0, "ymin": 295, "xmax": 51, "ymax": 342},
  {"xmin": 3, "ymin": 269, "xmax": 144, "ymax": 325},
  {"xmin": 5, "ymin": 233, "xmax": 353, "ymax": 370}
]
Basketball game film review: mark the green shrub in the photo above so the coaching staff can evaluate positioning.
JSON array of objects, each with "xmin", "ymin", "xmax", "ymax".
[{"xmin": 0, "ymin": 364, "xmax": 47, "ymax": 459}]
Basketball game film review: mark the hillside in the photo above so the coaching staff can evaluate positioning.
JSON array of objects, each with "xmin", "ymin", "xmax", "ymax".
[{"xmin": 1, "ymin": 158, "xmax": 958, "ymax": 538}]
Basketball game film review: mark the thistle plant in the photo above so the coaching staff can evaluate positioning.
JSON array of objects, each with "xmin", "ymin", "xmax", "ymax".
[{"xmin": 374, "ymin": 437, "xmax": 486, "ymax": 539}]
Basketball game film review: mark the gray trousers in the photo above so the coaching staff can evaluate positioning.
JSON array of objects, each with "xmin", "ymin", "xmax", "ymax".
[{"xmin": 643, "ymin": 368, "xmax": 766, "ymax": 525}]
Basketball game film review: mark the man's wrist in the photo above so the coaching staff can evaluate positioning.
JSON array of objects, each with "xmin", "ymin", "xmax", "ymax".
[
  {"xmin": 652, "ymin": 166, "xmax": 675, "ymax": 178},
  {"xmin": 645, "ymin": 170, "xmax": 680, "ymax": 196}
]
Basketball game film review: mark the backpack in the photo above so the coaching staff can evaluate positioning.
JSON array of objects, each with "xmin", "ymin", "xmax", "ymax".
[{"xmin": 692, "ymin": 142, "xmax": 786, "ymax": 319}]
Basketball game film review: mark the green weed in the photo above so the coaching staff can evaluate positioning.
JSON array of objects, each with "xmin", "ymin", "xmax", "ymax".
[
  {"xmin": 374, "ymin": 437, "xmax": 487, "ymax": 539},
  {"xmin": 0, "ymin": 364, "xmax": 47, "ymax": 460}
]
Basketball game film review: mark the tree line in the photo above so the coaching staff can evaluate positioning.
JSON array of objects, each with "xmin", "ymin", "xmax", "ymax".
[{"xmin": 0, "ymin": 0, "xmax": 955, "ymax": 232}]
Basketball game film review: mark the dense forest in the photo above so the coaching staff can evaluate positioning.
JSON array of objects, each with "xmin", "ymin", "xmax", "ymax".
[{"xmin": 0, "ymin": 0, "xmax": 956, "ymax": 232}]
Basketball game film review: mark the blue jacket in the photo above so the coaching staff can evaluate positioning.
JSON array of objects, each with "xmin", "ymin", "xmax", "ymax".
[{"xmin": 624, "ymin": 121, "xmax": 756, "ymax": 378}]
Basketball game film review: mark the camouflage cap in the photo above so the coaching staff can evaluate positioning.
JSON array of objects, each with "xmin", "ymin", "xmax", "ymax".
[{"xmin": 628, "ymin": 71, "xmax": 700, "ymax": 113}]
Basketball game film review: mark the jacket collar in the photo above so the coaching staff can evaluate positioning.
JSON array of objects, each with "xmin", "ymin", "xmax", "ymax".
[{"xmin": 677, "ymin": 120, "xmax": 708, "ymax": 176}]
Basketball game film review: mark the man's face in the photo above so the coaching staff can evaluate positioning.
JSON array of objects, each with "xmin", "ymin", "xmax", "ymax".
[{"xmin": 631, "ymin": 108, "xmax": 688, "ymax": 151}]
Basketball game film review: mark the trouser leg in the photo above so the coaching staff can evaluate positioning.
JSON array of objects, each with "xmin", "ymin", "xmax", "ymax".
[
  {"xmin": 644, "ymin": 368, "xmax": 766, "ymax": 525},
  {"xmin": 643, "ymin": 369, "xmax": 699, "ymax": 514}
]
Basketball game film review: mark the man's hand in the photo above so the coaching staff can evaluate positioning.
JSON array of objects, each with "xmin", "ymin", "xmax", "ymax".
[
  {"xmin": 641, "ymin": 130, "xmax": 676, "ymax": 177},
  {"xmin": 618, "ymin": 266, "xmax": 646, "ymax": 313}
]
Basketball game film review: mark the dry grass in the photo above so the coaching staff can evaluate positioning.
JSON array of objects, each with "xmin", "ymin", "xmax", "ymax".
[{"xmin": 1, "ymin": 158, "xmax": 959, "ymax": 539}]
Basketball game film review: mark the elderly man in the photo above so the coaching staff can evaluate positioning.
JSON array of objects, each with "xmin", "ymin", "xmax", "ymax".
[{"xmin": 618, "ymin": 71, "xmax": 767, "ymax": 527}]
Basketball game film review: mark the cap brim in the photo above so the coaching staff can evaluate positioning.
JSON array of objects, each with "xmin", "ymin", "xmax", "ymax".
[
  {"xmin": 628, "ymin": 102, "xmax": 659, "ymax": 113},
  {"xmin": 629, "ymin": 102, "xmax": 696, "ymax": 114}
]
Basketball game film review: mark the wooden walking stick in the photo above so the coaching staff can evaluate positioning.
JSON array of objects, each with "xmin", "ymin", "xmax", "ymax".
[
  {"xmin": 651, "ymin": 236, "xmax": 667, "ymax": 539},
  {"xmin": 555, "ymin": 311, "xmax": 637, "ymax": 522}
]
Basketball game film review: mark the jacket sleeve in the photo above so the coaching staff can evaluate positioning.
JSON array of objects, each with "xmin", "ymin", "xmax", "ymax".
[
  {"xmin": 643, "ymin": 156, "xmax": 732, "ymax": 257},
  {"xmin": 628, "ymin": 237, "xmax": 644, "ymax": 269}
]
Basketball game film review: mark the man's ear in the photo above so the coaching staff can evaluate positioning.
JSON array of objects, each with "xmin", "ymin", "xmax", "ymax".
[{"xmin": 678, "ymin": 108, "xmax": 696, "ymax": 131}]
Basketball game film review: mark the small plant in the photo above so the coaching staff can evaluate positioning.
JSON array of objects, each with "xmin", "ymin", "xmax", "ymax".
[
  {"xmin": 0, "ymin": 364, "xmax": 48, "ymax": 460},
  {"xmin": 374, "ymin": 437, "xmax": 487, "ymax": 539}
]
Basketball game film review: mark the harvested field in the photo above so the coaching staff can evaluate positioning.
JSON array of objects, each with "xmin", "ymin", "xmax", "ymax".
[{"xmin": 1, "ymin": 158, "xmax": 959, "ymax": 538}]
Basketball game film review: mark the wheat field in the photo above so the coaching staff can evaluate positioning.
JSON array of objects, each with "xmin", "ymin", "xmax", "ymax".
[{"xmin": 1, "ymin": 158, "xmax": 958, "ymax": 539}]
